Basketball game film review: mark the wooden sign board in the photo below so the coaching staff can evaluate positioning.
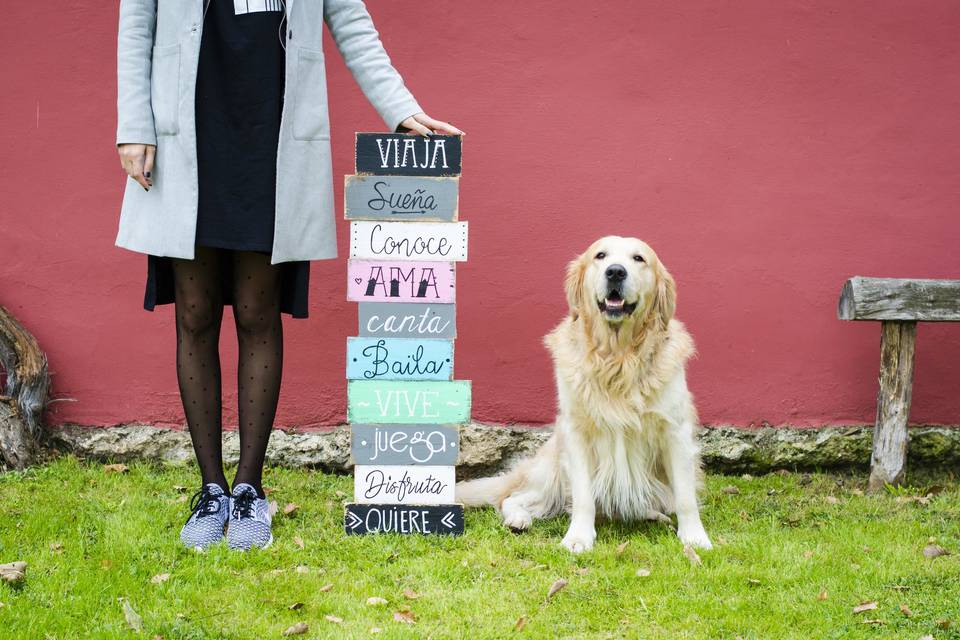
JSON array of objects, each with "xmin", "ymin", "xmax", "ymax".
[
  {"xmin": 358, "ymin": 303, "xmax": 457, "ymax": 340},
  {"xmin": 346, "ymin": 337, "xmax": 454, "ymax": 381},
  {"xmin": 350, "ymin": 221, "xmax": 468, "ymax": 262},
  {"xmin": 344, "ymin": 175, "xmax": 459, "ymax": 222},
  {"xmin": 347, "ymin": 260, "xmax": 455, "ymax": 304},
  {"xmin": 345, "ymin": 503, "xmax": 464, "ymax": 536},
  {"xmin": 351, "ymin": 424, "xmax": 459, "ymax": 466},
  {"xmin": 355, "ymin": 133, "xmax": 462, "ymax": 176},
  {"xmin": 347, "ymin": 380, "xmax": 471, "ymax": 424},
  {"xmin": 354, "ymin": 465, "xmax": 456, "ymax": 505}
]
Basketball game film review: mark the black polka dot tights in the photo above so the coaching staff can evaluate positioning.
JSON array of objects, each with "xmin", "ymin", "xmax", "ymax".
[{"xmin": 172, "ymin": 246, "xmax": 282, "ymax": 498}]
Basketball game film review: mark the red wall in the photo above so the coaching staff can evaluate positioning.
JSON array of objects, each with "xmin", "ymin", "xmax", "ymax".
[{"xmin": 1, "ymin": 1, "xmax": 958, "ymax": 429}]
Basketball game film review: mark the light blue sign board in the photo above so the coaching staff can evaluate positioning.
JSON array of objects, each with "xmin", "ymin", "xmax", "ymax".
[
  {"xmin": 346, "ymin": 337, "xmax": 454, "ymax": 381},
  {"xmin": 351, "ymin": 424, "xmax": 460, "ymax": 465},
  {"xmin": 347, "ymin": 380, "xmax": 471, "ymax": 424},
  {"xmin": 358, "ymin": 302, "xmax": 457, "ymax": 340}
]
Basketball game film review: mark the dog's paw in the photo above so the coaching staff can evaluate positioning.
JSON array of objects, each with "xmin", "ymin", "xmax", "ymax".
[
  {"xmin": 677, "ymin": 526, "xmax": 712, "ymax": 550},
  {"xmin": 501, "ymin": 499, "xmax": 532, "ymax": 532},
  {"xmin": 645, "ymin": 509, "xmax": 673, "ymax": 525},
  {"xmin": 561, "ymin": 527, "xmax": 596, "ymax": 554}
]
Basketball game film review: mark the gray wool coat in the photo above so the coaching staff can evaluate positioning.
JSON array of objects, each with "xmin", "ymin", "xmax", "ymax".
[{"xmin": 116, "ymin": 0, "xmax": 422, "ymax": 263}]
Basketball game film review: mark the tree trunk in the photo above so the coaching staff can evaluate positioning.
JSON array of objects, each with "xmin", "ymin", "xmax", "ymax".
[{"xmin": 0, "ymin": 305, "xmax": 50, "ymax": 470}]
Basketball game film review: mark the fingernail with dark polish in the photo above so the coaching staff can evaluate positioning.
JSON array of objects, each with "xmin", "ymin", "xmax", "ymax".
[{"xmin": 144, "ymin": 171, "xmax": 151, "ymax": 178}]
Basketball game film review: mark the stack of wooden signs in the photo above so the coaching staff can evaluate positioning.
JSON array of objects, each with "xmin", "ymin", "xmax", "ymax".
[{"xmin": 344, "ymin": 133, "xmax": 468, "ymax": 536}]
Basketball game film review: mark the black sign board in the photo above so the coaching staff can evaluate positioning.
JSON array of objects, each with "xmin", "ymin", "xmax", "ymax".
[
  {"xmin": 344, "ymin": 503, "xmax": 464, "ymax": 536},
  {"xmin": 355, "ymin": 133, "xmax": 462, "ymax": 176}
]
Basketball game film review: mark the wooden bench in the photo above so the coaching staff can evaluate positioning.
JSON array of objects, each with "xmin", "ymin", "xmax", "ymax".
[{"xmin": 838, "ymin": 277, "xmax": 960, "ymax": 491}]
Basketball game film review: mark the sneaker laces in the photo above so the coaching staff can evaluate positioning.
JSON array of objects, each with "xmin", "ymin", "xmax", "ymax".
[
  {"xmin": 232, "ymin": 488, "xmax": 258, "ymax": 520},
  {"xmin": 187, "ymin": 487, "xmax": 224, "ymax": 522}
]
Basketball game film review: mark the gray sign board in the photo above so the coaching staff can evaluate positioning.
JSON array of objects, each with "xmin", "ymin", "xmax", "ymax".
[
  {"xmin": 351, "ymin": 424, "xmax": 459, "ymax": 466},
  {"xmin": 357, "ymin": 302, "xmax": 456, "ymax": 339},
  {"xmin": 344, "ymin": 175, "xmax": 459, "ymax": 222}
]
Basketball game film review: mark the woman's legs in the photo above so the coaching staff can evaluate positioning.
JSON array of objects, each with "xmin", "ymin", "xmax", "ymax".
[
  {"xmin": 230, "ymin": 250, "xmax": 283, "ymax": 497},
  {"xmin": 171, "ymin": 246, "xmax": 229, "ymax": 492}
]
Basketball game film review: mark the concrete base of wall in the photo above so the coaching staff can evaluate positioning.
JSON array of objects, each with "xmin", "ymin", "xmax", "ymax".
[{"xmin": 44, "ymin": 423, "xmax": 960, "ymax": 478}]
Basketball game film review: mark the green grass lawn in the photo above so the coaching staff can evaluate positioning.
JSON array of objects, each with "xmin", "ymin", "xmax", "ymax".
[{"xmin": 1, "ymin": 457, "xmax": 958, "ymax": 639}]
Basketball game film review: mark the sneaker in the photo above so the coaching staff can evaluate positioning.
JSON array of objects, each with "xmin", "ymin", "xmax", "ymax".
[
  {"xmin": 180, "ymin": 483, "xmax": 230, "ymax": 549},
  {"xmin": 226, "ymin": 483, "xmax": 273, "ymax": 550}
]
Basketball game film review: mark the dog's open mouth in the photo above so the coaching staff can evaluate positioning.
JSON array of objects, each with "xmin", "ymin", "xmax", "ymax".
[{"xmin": 598, "ymin": 290, "xmax": 637, "ymax": 318}]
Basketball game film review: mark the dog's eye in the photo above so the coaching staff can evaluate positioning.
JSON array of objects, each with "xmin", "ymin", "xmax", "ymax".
[
  {"xmin": 633, "ymin": 255, "xmax": 645, "ymax": 263},
  {"xmin": 595, "ymin": 252, "xmax": 606, "ymax": 260}
]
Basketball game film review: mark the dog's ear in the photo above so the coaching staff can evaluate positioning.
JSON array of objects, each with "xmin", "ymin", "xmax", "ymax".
[
  {"xmin": 564, "ymin": 254, "xmax": 588, "ymax": 318},
  {"xmin": 652, "ymin": 262, "xmax": 676, "ymax": 328}
]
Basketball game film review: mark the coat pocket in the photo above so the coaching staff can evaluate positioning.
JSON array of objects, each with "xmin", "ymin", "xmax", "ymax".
[
  {"xmin": 293, "ymin": 47, "xmax": 330, "ymax": 141},
  {"xmin": 151, "ymin": 43, "xmax": 181, "ymax": 136}
]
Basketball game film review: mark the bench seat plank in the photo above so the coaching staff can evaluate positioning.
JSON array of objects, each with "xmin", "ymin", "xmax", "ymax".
[{"xmin": 838, "ymin": 277, "xmax": 960, "ymax": 322}]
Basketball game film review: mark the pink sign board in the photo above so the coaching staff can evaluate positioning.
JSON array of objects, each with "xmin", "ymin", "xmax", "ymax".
[{"xmin": 347, "ymin": 260, "xmax": 456, "ymax": 304}]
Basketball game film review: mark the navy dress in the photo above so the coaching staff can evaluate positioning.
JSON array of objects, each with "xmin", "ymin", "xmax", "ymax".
[{"xmin": 144, "ymin": 0, "xmax": 309, "ymax": 318}]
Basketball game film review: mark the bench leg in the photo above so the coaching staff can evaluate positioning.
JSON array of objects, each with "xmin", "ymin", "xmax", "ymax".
[{"xmin": 868, "ymin": 320, "xmax": 917, "ymax": 492}]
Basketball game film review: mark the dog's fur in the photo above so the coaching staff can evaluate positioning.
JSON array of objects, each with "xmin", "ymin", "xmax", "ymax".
[{"xmin": 455, "ymin": 236, "xmax": 711, "ymax": 552}]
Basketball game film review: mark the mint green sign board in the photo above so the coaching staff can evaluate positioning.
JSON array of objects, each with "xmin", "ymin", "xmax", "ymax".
[{"xmin": 347, "ymin": 380, "xmax": 471, "ymax": 424}]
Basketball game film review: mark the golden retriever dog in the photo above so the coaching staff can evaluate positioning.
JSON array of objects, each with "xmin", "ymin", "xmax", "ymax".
[{"xmin": 456, "ymin": 236, "xmax": 711, "ymax": 553}]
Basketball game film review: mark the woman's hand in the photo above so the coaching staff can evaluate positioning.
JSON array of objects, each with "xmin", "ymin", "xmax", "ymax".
[
  {"xmin": 118, "ymin": 143, "xmax": 156, "ymax": 191},
  {"xmin": 399, "ymin": 113, "xmax": 464, "ymax": 137}
]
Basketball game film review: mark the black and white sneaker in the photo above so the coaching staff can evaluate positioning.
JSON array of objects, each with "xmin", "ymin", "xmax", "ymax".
[
  {"xmin": 180, "ymin": 483, "xmax": 230, "ymax": 549},
  {"xmin": 226, "ymin": 483, "xmax": 273, "ymax": 550}
]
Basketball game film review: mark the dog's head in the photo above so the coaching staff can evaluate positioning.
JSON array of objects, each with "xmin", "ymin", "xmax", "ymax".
[{"xmin": 565, "ymin": 236, "xmax": 676, "ymax": 329}]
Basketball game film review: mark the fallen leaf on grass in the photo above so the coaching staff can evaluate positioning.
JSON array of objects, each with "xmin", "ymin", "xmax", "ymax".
[
  {"xmin": 547, "ymin": 578, "xmax": 568, "ymax": 599},
  {"xmin": 817, "ymin": 590, "xmax": 828, "ymax": 601},
  {"xmin": 514, "ymin": 616, "xmax": 528, "ymax": 631},
  {"xmin": 367, "ymin": 597, "xmax": 387, "ymax": 606},
  {"xmin": 267, "ymin": 501, "xmax": 279, "ymax": 517},
  {"xmin": 283, "ymin": 503, "xmax": 299, "ymax": 516},
  {"xmin": 852, "ymin": 601, "xmax": 878, "ymax": 614},
  {"xmin": 683, "ymin": 545, "xmax": 702, "ymax": 567},
  {"xmin": 49, "ymin": 542, "xmax": 63, "ymax": 552},
  {"xmin": 121, "ymin": 598, "xmax": 143, "ymax": 632},
  {"xmin": 173, "ymin": 485, "xmax": 187, "ymax": 492},
  {"xmin": 722, "ymin": 486, "xmax": 740, "ymax": 495},
  {"xmin": 824, "ymin": 496, "xmax": 840, "ymax": 505},
  {"xmin": 282, "ymin": 622, "xmax": 309, "ymax": 636},
  {"xmin": 325, "ymin": 615, "xmax": 343, "ymax": 624},
  {"xmin": 334, "ymin": 490, "xmax": 347, "ymax": 499},
  {"xmin": 860, "ymin": 619, "xmax": 884, "ymax": 625},
  {"xmin": 151, "ymin": 573, "xmax": 170, "ymax": 584},
  {"xmin": 746, "ymin": 578, "xmax": 761, "ymax": 586},
  {"xmin": 402, "ymin": 588, "xmax": 421, "ymax": 600},
  {"xmin": 318, "ymin": 583, "xmax": 333, "ymax": 592},
  {"xmin": 296, "ymin": 566, "xmax": 312, "ymax": 575},
  {"xmin": 103, "ymin": 463, "xmax": 128, "ymax": 474},
  {"xmin": 175, "ymin": 495, "xmax": 189, "ymax": 503},
  {"xmin": 575, "ymin": 567, "xmax": 590, "ymax": 576},
  {"xmin": 0, "ymin": 561, "xmax": 27, "ymax": 585},
  {"xmin": 393, "ymin": 610, "xmax": 416, "ymax": 624},
  {"xmin": 937, "ymin": 619, "xmax": 953, "ymax": 629},
  {"xmin": 292, "ymin": 535, "xmax": 304, "ymax": 549},
  {"xmin": 635, "ymin": 568, "xmax": 651, "ymax": 577},
  {"xmin": 923, "ymin": 544, "xmax": 950, "ymax": 559},
  {"xmin": 616, "ymin": 541, "xmax": 630, "ymax": 555},
  {"xmin": 287, "ymin": 602, "xmax": 303, "ymax": 611},
  {"xmin": 899, "ymin": 604, "xmax": 913, "ymax": 617},
  {"xmin": 803, "ymin": 550, "xmax": 814, "ymax": 559}
]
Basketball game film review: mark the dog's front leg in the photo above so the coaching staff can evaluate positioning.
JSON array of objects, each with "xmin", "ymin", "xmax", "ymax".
[
  {"xmin": 665, "ymin": 422, "xmax": 712, "ymax": 550},
  {"xmin": 560, "ymin": 425, "xmax": 596, "ymax": 553}
]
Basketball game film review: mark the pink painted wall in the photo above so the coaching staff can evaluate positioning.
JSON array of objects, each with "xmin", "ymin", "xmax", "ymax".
[{"xmin": 1, "ymin": 1, "xmax": 958, "ymax": 429}]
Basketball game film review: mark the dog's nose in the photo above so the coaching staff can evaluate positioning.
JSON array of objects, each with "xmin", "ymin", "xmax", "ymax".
[{"xmin": 605, "ymin": 264, "xmax": 627, "ymax": 282}]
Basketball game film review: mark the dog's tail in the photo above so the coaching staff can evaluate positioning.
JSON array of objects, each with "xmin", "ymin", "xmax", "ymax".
[{"xmin": 455, "ymin": 467, "xmax": 526, "ymax": 508}]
